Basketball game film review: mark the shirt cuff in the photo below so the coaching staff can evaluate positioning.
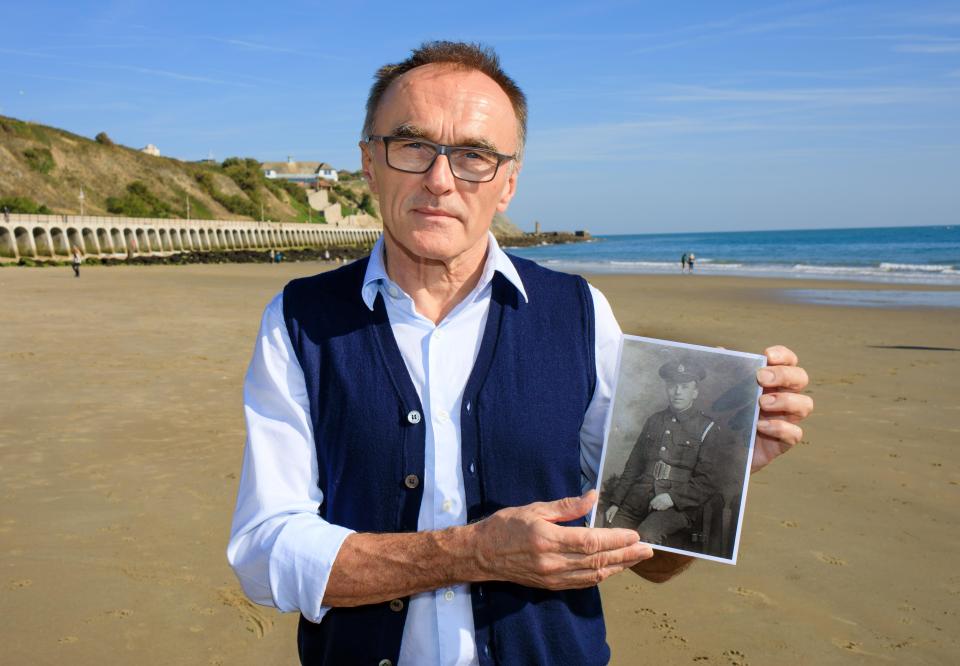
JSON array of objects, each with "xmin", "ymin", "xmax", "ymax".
[{"xmin": 268, "ymin": 519, "xmax": 355, "ymax": 623}]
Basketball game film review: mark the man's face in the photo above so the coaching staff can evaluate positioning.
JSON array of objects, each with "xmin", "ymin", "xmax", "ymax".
[
  {"xmin": 666, "ymin": 380, "xmax": 698, "ymax": 413},
  {"xmin": 360, "ymin": 64, "xmax": 520, "ymax": 265}
]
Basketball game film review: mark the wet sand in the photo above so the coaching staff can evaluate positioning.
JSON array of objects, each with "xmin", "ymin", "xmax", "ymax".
[{"xmin": 1, "ymin": 263, "xmax": 957, "ymax": 665}]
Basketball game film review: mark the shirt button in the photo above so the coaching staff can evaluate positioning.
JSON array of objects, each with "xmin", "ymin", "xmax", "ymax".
[
  {"xmin": 665, "ymin": 429, "xmax": 671, "ymax": 435},
  {"xmin": 387, "ymin": 285, "xmax": 399, "ymax": 299},
  {"xmin": 436, "ymin": 409, "xmax": 449, "ymax": 423},
  {"xmin": 389, "ymin": 599, "xmax": 404, "ymax": 612},
  {"xmin": 660, "ymin": 446, "xmax": 666, "ymax": 452},
  {"xmin": 433, "ymin": 328, "xmax": 443, "ymax": 339},
  {"xmin": 406, "ymin": 410, "xmax": 421, "ymax": 425},
  {"xmin": 442, "ymin": 499, "xmax": 452, "ymax": 513},
  {"xmin": 672, "ymin": 417, "xmax": 677, "ymax": 422},
  {"xmin": 379, "ymin": 660, "xmax": 393, "ymax": 666},
  {"xmin": 404, "ymin": 474, "xmax": 420, "ymax": 489},
  {"xmin": 443, "ymin": 589, "xmax": 455, "ymax": 602}
]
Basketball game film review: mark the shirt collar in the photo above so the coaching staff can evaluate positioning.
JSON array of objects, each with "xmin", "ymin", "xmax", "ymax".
[{"xmin": 360, "ymin": 231, "xmax": 528, "ymax": 311}]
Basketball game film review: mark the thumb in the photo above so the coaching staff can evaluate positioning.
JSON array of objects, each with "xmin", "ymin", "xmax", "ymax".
[{"xmin": 535, "ymin": 490, "xmax": 597, "ymax": 523}]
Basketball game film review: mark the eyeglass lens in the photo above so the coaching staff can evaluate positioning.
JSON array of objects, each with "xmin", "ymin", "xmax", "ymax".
[{"xmin": 386, "ymin": 138, "xmax": 501, "ymax": 182}]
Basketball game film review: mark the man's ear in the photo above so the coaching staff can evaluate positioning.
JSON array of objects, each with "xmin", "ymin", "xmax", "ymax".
[
  {"xmin": 496, "ymin": 161, "xmax": 521, "ymax": 213},
  {"xmin": 360, "ymin": 141, "xmax": 378, "ymax": 196}
]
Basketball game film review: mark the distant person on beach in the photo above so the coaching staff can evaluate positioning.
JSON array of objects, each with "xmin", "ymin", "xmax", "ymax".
[
  {"xmin": 228, "ymin": 41, "xmax": 813, "ymax": 665},
  {"xmin": 70, "ymin": 245, "xmax": 83, "ymax": 277},
  {"xmin": 688, "ymin": 252, "xmax": 696, "ymax": 272},
  {"xmin": 605, "ymin": 359, "xmax": 728, "ymax": 550},
  {"xmin": 681, "ymin": 252, "xmax": 688, "ymax": 272}
]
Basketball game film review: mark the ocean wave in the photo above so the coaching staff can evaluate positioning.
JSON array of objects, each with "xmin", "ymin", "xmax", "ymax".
[
  {"xmin": 879, "ymin": 262, "xmax": 955, "ymax": 273},
  {"xmin": 532, "ymin": 258, "xmax": 960, "ymax": 285}
]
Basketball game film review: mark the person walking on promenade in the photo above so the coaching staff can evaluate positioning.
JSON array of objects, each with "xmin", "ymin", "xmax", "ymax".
[
  {"xmin": 70, "ymin": 245, "xmax": 83, "ymax": 277},
  {"xmin": 227, "ymin": 41, "xmax": 813, "ymax": 666}
]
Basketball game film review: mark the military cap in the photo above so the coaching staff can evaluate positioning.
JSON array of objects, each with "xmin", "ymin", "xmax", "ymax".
[{"xmin": 659, "ymin": 358, "xmax": 706, "ymax": 383}]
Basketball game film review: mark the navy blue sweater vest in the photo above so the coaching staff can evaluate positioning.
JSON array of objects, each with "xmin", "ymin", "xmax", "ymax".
[{"xmin": 282, "ymin": 254, "xmax": 608, "ymax": 665}]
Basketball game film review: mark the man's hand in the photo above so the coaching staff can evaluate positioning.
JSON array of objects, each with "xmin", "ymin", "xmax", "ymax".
[
  {"xmin": 753, "ymin": 345, "xmax": 814, "ymax": 473},
  {"xmin": 604, "ymin": 504, "xmax": 619, "ymax": 524},
  {"xmin": 648, "ymin": 493, "xmax": 674, "ymax": 511},
  {"xmin": 472, "ymin": 490, "xmax": 653, "ymax": 590}
]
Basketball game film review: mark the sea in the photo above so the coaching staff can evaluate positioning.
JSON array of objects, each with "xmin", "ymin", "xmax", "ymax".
[{"xmin": 506, "ymin": 225, "xmax": 960, "ymax": 308}]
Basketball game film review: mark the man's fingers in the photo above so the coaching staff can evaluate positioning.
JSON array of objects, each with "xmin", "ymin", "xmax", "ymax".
[
  {"xmin": 757, "ymin": 364, "xmax": 809, "ymax": 392},
  {"xmin": 756, "ymin": 419, "xmax": 804, "ymax": 446},
  {"xmin": 758, "ymin": 392, "xmax": 814, "ymax": 418},
  {"xmin": 533, "ymin": 490, "xmax": 597, "ymax": 523},
  {"xmin": 763, "ymin": 345, "xmax": 798, "ymax": 366}
]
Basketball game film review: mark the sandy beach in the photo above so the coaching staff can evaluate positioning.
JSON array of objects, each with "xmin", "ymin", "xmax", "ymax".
[{"xmin": 1, "ymin": 261, "xmax": 957, "ymax": 665}]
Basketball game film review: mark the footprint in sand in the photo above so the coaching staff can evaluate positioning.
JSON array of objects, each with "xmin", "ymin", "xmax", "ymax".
[
  {"xmin": 730, "ymin": 586, "xmax": 773, "ymax": 605},
  {"xmin": 58, "ymin": 636, "xmax": 79, "ymax": 644},
  {"xmin": 106, "ymin": 609, "xmax": 133, "ymax": 619},
  {"xmin": 10, "ymin": 578, "xmax": 32, "ymax": 589},
  {"xmin": 815, "ymin": 552, "xmax": 847, "ymax": 566},
  {"xmin": 218, "ymin": 587, "xmax": 273, "ymax": 638},
  {"xmin": 722, "ymin": 649, "xmax": 748, "ymax": 665},
  {"xmin": 780, "ymin": 520, "xmax": 798, "ymax": 528}
]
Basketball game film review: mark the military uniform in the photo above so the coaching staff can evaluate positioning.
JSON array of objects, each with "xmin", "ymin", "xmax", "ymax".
[{"xmin": 607, "ymin": 360, "xmax": 727, "ymax": 545}]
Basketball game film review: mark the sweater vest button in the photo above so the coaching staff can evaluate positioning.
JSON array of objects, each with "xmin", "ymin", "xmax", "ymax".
[
  {"xmin": 404, "ymin": 474, "xmax": 420, "ymax": 489},
  {"xmin": 379, "ymin": 660, "xmax": 393, "ymax": 666},
  {"xmin": 406, "ymin": 410, "xmax": 422, "ymax": 424},
  {"xmin": 389, "ymin": 598, "xmax": 404, "ymax": 612}
]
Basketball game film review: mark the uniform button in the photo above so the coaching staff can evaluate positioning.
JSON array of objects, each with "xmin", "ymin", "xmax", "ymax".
[
  {"xmin": 465, "ymin": 401, "xmax": 471, "ymax": 413},
  {"xmin": 476, "ymin": 584, "xmax": 484, "ymax": 598},
  {"xmin": 665, "ymin": 429, "xmax": 671, "ymax": 435},
  {"xmin": 468, "ymin": 462, "xmax": 476, "ymax": 475},
  {"xmin": 404, "ymin": 474, "xmax": 420, "ymax": 489},
  {"xmin": 483, "ymin": 644, "xmax": 490, "ymax": 657},
  {"xmin": 436, "ymin": 409, "xmax": 449, "ymax": 423},
  {"xmin": 406, "ymin": 410, "xmax": 421, "ymax": 424},
  {"xmin": 660, "ymin": 446, "xmax": 666, "ymax": 452},
  {"xmin": 379, "ymin": 660, "xmax": 392, "ymax": 666},
  {"xmin": 672, "ymin": 417, "xmax": 677, "ymax": 423},
  {"xmin": 389, "ymin": 598, "xmax": 404, "ymax": 612},
  {"xmin": 443, "ymin": 589, "xmax": 455, "ymax": 601}
]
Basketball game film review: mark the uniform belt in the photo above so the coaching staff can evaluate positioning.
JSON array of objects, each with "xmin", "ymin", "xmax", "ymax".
[{"xmin": 651, "ymin": 460, "xmax": 692, "ymax": 482}]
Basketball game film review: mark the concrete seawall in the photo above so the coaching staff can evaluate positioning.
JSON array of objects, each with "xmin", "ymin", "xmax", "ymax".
[{"xmin": 0, "ymin": 213, "xmax": 381, "ymax": 261}]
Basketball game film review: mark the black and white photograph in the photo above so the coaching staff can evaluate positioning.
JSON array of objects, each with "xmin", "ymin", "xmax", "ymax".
[{"xmin": 592, "ymin": 336, "xmax": 767, "ymax": 564}]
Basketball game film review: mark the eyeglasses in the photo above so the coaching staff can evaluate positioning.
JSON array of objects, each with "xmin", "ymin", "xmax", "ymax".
[{"xmin": 365, "ymin": 135, "xmax": 516, "ymax": 183}]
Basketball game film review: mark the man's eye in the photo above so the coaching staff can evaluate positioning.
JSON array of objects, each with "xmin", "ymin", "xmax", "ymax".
[{"xmin": 398, "ymin": 141, "xmax": 425, "ymax": 150}]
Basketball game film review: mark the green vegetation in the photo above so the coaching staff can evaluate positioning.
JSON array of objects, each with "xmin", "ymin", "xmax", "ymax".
[
  {"xmin": 0, "ymin": 196, "xmax": 52, "ymax": 214},
  {"xmin": 0, "ymin": 117, "xmax": 54, "ymax": 145},
  {"xmin": 194, "ymin": 171, "xmax": 258, "ymax": 218},
  {"xmin": 22, "ymin": 147, "xmax": 55, "ymax": 174},
  {"xmin": 106, "ymin": 181, "xmax": 174, "ymax": 218},
  {"xmin": 95, "ymin": 132, "xmax": 114, "ymax": 146}
]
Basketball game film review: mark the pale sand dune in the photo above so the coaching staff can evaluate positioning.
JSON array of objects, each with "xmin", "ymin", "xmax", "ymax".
[{"xmin": 1, "ymin": 263, "xmax": 957, "ymax": 665}]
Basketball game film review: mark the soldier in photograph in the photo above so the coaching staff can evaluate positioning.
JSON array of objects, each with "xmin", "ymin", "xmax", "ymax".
[{"xmin": 605, "ymin": 358, "xmax": 729, "ymax": 546}]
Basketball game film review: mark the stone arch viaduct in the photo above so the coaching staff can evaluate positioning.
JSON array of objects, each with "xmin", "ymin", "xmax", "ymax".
[{"xmin": 0, "ymin": 213, "xmax": 381, "ymax": 261}]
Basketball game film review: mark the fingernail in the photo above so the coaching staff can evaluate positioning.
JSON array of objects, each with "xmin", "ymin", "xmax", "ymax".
[
  {"xmin": 757, "ymin": 369, "xmax": 774, "ymax": 384},
  {"xmin": 757, "ymin": 419, "xmax": 770, "ymax": 430},
  {"xmin": 760, "ymin": 395, "xmax": 776, "ymax": 408}
]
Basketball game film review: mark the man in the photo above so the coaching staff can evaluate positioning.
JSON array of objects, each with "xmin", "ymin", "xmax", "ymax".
[
  {"xmin": 605, "ymin": 359, "xmax": 728, "ymax": 549},
  {"xmin": 227, "ymin": 41, "xmax": 813, "ymax": 665}
]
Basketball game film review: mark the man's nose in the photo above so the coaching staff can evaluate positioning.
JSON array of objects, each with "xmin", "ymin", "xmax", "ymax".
[{"xmin": 423, "ymin": 154, "xmax": 455, "ymax": 195}]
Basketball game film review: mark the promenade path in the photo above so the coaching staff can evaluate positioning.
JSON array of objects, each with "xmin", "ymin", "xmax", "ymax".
[{"xmin": 0, "ymin": 213, "xmax": 381, "ymax": 261}]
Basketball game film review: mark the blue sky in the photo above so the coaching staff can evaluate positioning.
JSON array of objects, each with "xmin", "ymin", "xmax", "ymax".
[{"xmin": 2, "ymin": 1, "xmax": 958, "ymax": 233}]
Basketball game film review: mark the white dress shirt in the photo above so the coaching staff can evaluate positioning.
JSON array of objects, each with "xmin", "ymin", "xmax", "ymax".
[{"xmin": 227, "ymin": 233, "xmax": 622, "ymax": 666}]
